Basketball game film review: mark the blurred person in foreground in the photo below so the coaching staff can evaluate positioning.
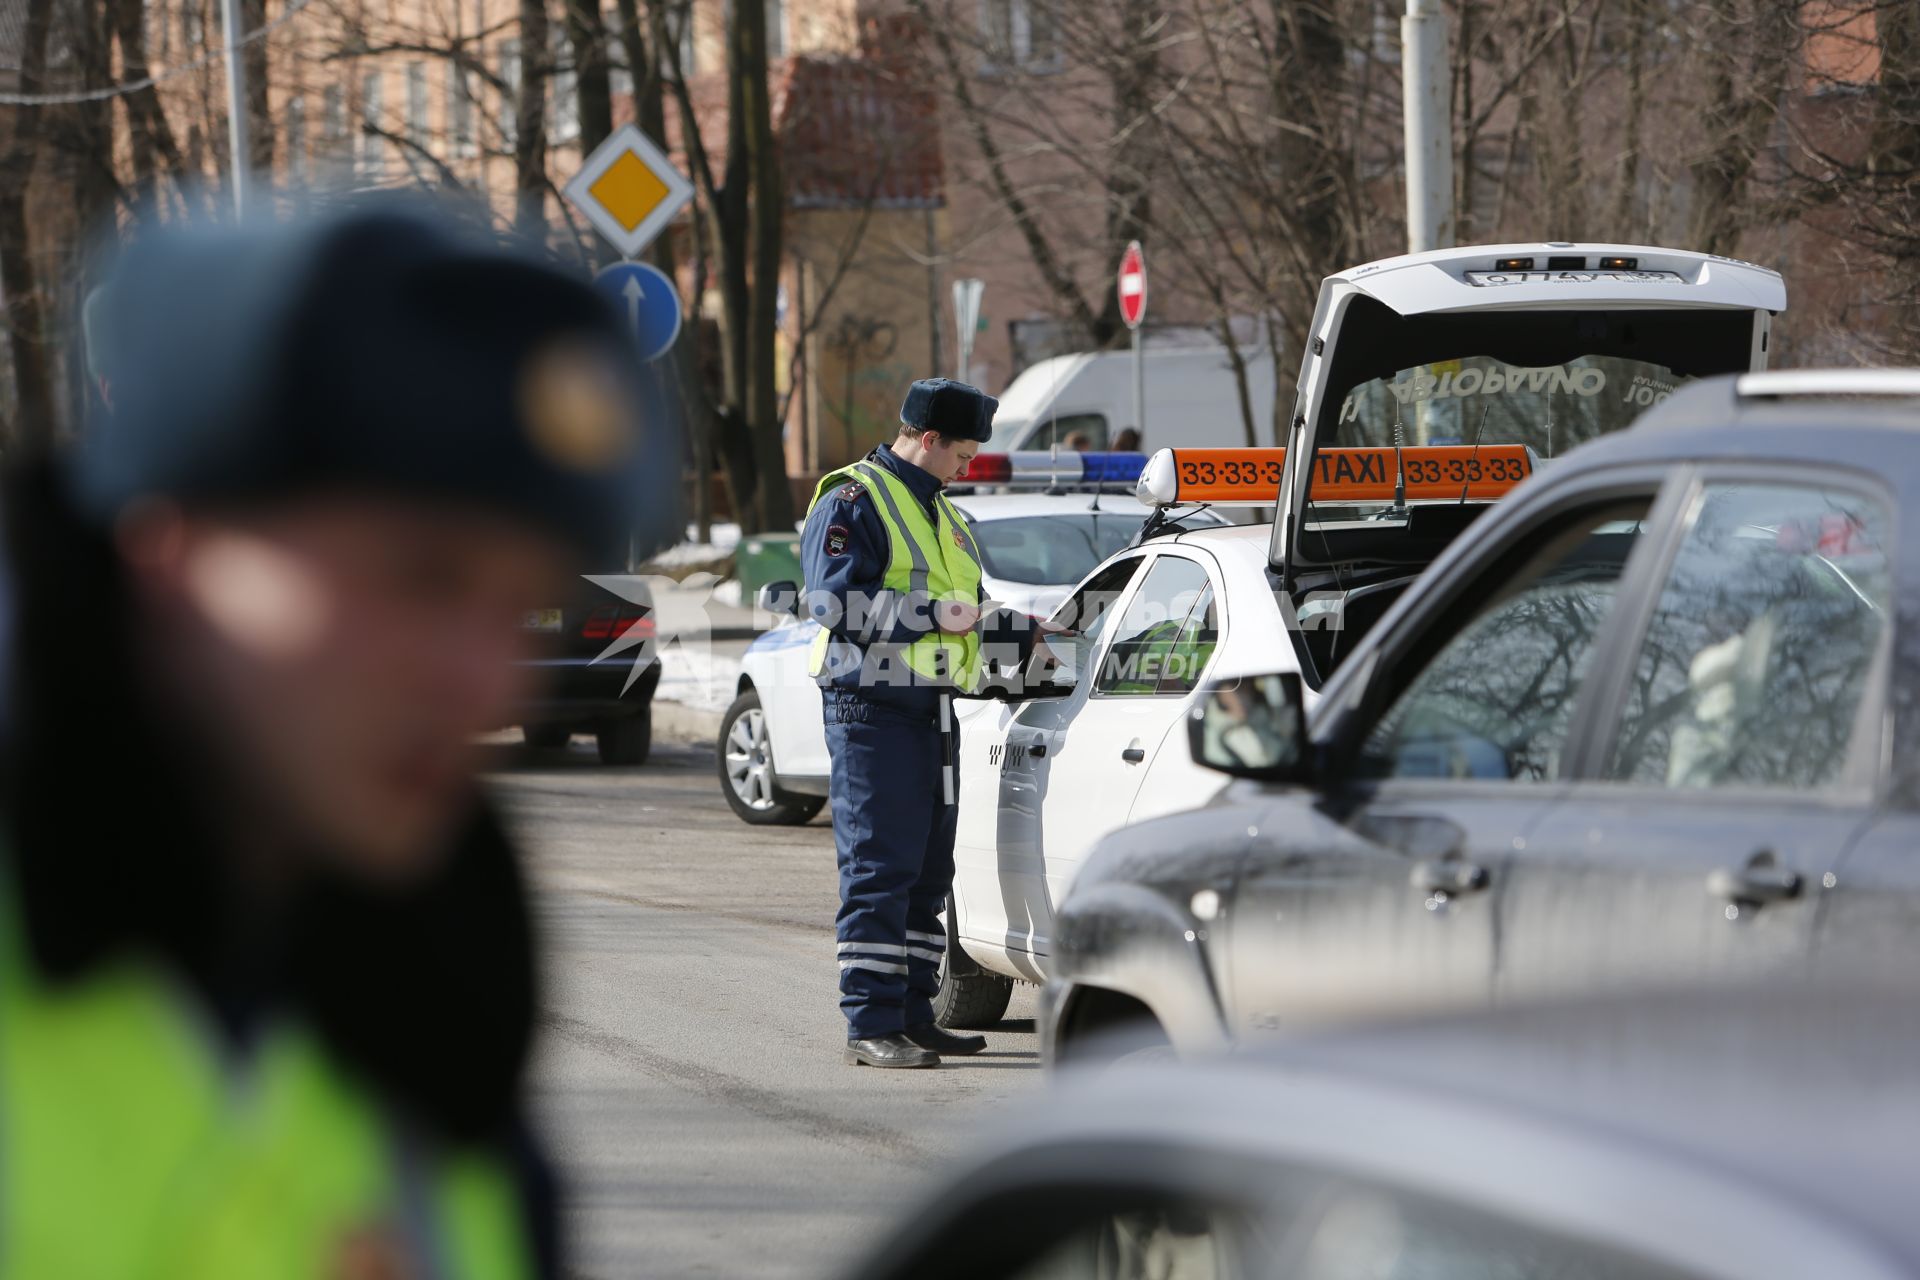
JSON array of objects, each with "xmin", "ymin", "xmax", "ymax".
[{"xmin": 0, "ymin": 205, "xmax": 659, "ymax": 1276}]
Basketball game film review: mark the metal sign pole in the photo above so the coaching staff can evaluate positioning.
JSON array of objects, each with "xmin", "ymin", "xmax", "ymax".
[
  {"xmin": 1401, "ymin": 0, "xmax": 1454, "ymax": 253},
  {"xmin": 220, "ymin": 0, "xmax": 252, "ymax": 218},
  {"xmin": 1132, "ymin": 325, "xmax": 1144, "ymax": 444}
]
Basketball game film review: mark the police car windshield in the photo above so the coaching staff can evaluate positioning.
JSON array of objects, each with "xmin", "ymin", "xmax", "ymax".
[
  {"xmin": 1330, "ymin": 353, "xmax": 1686, "ymax": 461},
  {"xmin": 970, "ymin": 514, "xmax": 1148, "ymax": 585}
]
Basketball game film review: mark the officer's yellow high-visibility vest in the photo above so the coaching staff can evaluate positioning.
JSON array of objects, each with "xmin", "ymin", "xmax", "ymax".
[
  {"xmin": 0, "ymin": 889, "xmax": 534, "ymax": 1279},
  {"xmin": 805, "ymin": 459, "xmax": 985, "ymax": 693}
]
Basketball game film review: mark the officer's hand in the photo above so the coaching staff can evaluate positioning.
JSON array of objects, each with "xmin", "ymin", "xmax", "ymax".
[{"xmin": 935, "ymin": 599, "xmax": 982, "ymax": 634}]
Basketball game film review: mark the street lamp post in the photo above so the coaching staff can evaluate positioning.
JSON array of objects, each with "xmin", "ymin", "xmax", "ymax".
[
  {"xmin": 1401, "ymin": 0, "xmax": 1453, "ymax": 253},
  {"xmin": 221, "ymin": 0, "xmax": 253, "ymax": 218}
]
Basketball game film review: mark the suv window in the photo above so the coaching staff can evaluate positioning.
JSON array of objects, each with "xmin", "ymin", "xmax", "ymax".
[
  {"xmin": 1097, "ymin": 556, "xmax": 1212, "ymax": 696},
  {"xmin": 1022, "ymin": 412, "xmax": 1109, "ymax": 451},
  {"xmin": 1050, "ymin": 556, "xmax": 1144, "ymax": 649},
  {"xmin": 1156, "ymin": 585, "xmax": 1218, "ymax": 696},
  {"xmin": 1357, "ymin": 501, "xmax": 1653, "ymax": 781},
  {"xmin": 1603, "ymin": 481, "xmax": 1891, "ymax": 791}
]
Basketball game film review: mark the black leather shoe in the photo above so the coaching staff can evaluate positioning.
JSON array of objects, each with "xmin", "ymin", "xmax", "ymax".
[
  {"xmin": 845, "ymin": 1033, "xmax": 940, "ymax": 1068},
  {"xmin": 906, "ymin": 1023, "xmax": 987, "ymax": 1056}
]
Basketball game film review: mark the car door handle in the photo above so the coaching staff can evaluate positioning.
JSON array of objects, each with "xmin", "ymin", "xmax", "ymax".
[
  {"xmin": 1410, "ymin": 858, "xmax": 1489, "ymax": 896},
  {"xmin": 1121, "ymin": 747, "xmax": 1145, "ymax": 763},
  {"xmin": 1707, "ymin": 853, "xmax": 1802, "ymax": 905}
]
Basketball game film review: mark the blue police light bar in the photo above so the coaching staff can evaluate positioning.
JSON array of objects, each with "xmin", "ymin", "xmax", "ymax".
[
  {"xmin": 1079, "ymin": 452, "xmax": 1148, "ymax": 485},
  {"xmin": 960, "ymin": 451, "xmax": 1146, "ymax": 489}
]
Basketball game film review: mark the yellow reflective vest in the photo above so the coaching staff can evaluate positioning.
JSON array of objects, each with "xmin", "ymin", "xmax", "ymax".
[
  {"xmin": 0, "ymin": 892, "xmax": 534, "ymax": 1279},
  {"xmin": 805, "ymin": 459, "xmax": 985, "ymax": 694}
]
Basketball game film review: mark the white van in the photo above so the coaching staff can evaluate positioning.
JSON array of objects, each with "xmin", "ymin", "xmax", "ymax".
[{"xmin": 985, "ymin": 342, "xmax": 1279, "ymax": 453}]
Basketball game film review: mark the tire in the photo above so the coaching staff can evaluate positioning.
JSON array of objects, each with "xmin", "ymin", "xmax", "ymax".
[
  {"xmin": 594, "ymin": 704, "xmax": 652, "ymax": 766},
  {"xmin": 933, "ymin": 896, "xmax": 1015, "ymax": 1029},
  {"xmin": 717, "ymin": 689, "xmax": 826, "ymax": 825},
  {"xmin": 522, "ymin": 723, "xmax": 572, "ymax": 750}
]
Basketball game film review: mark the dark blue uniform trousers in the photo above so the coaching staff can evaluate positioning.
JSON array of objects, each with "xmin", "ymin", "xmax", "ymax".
[{"xmin": 824, "ymin": 688, "xmax": 957, "ymax": 1039}]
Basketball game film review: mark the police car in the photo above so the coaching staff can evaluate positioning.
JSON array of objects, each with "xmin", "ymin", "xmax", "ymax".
[
  {"xmin": 715, "ymin": 452, "xmax": 1214, "ymax": 824},
  {"xmin": 934, "ymin": 241, "xmax": 1789, "ymax": 1027}
]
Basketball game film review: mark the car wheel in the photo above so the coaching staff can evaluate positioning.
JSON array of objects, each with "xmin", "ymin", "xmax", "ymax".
[
  {"xmin": 717, "ymin": 689, "xmax": 825, "ymax": 825},
  {"xmin": 594, "ymin": 705, "xmax": 652, "ymax": 766},
  {"xmin": 522, "ymin": 724, "xmax": 572, "ymax": 750},
  {"xmin": 933, "ymin": 897, "xmax": 1014, "ymax": 1029}
]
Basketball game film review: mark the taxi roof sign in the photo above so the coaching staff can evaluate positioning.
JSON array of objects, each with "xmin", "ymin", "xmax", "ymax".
[
  {"xmin": 1137, "ymin": 445, "xmax": 1533, "ymax": 507},
  {"xmin": 564, "ymin": 124, "xmax": 694, "ymax": 259}
]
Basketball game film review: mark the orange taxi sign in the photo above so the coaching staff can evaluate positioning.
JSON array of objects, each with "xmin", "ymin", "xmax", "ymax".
[{"xmin": 1135, "ymin": 445, "xmax": 1533, "ymax": 507}]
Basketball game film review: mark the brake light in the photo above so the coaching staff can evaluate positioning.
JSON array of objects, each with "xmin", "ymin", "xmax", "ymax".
[{"xmin": 581, "ymin": 608, "xmax": 655, "ymax": 641}]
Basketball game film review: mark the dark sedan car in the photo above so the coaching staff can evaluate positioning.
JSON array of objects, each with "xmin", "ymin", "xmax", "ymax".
[
  {"xmin": 1043, "ymin": 370, "xmax": 1920, "ymax": 1065},
  {"xmin": 515, "ymin": 573, "xmax": 660, "ymax": 765},
  {"xmin": 845, "ymin": 985, "xmax": 1920, "ymax": 1280}
]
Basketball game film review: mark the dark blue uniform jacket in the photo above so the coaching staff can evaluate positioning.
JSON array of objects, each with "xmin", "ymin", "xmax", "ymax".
[{"xmin": 799, "ymin": 445, "xmax": 1034, "ymax": 717}]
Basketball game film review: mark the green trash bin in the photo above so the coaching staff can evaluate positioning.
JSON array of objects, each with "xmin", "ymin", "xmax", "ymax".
[{"xmin": 734, "ymin": 532, "xmax": 804, "ymax": 600}]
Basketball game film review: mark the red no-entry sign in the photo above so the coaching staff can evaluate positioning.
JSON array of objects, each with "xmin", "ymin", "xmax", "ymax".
[{"xmin": 1117, "ymin": 241, "xmax": 1147, "ymax": 330}]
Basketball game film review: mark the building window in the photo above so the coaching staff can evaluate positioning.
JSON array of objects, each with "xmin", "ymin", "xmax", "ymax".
[
  {"xmin": 980, "ymin": 0, "xmax": 1056, "ymax": 71},
  {"xmin": 182, "ymin": 0, "xmax": 205, "ymax": 51},
  {"xmin": 285, "ymin": 95, "xmax": 306, "ymax": 184},
  {"xmin": 550, "ymin": 28, "xmax": 578, "ymax": 144},
  {"xmin": 498, "ymin": 39, "xmax": 521, "ymax": 146},
  {"xmin": 766, "ymin": 0, "xmax": 786, "ymax": 58},
  {"xmin": 448, "ymin": 65, "xmax": 476, "ymax": 157},
  {"xmin": 406, "ymin": 61, "xmax": 430, "ymax": 149},
  {"xmin": 672, "ymin": 7, "xmax": 694, "ymax": 78},
  {"xmin": 359, "ymin": 70, "xmax": 385, "ymax": 178},
  {"xmin": 323, "ymin": 82, "xmax": 346, "ymax": 147}
]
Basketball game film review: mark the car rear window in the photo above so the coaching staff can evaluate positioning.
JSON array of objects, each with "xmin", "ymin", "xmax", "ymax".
[
  {"xmin": 973, "ymin": 513, "xmax": 1213, "ymax": 585},
  {"xmin": 1333, "ymin": 353, "xmax": 1687, "ymax": 461}
]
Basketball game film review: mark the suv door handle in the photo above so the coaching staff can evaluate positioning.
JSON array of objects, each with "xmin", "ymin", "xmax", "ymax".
[
  {"xmin": 1121, "ymin": 747, "xmax": 1146, "ymax": 763},
  {"xmin": 1708, "ymin": 851, "xmax": 1802, "ymax": 905},
  {"xmin": 1410, "ymin": 858, "xmax": 1489, "ymax": 896}
]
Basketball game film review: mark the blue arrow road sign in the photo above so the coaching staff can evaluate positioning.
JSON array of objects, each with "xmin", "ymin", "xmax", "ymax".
[{"xmin": 594, "ymin": 262, "xmax": 683, "ymax": 362}]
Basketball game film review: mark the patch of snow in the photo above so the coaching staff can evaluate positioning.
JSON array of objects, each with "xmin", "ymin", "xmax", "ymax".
[
  {"xmin": 686, "ymin": 522, "xmax": 743, "ymax": 552},
  {"xmin": 648, "ymin": 542, "xmax": 735, "ymax": 571},
  {"xmin": 654, "ymin": 639, "xmax": 743, "ymax": 714}
]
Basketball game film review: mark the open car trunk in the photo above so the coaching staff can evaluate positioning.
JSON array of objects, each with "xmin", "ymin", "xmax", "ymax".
[{"xmin": 1269, "ymin": 244, "xmax": 1786, "ymax": 686}]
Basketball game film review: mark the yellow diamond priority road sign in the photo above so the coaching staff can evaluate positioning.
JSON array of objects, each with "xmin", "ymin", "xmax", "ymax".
[{"xmin": 564, "ymin": 123, "xmax": 694, "ymax": 259}]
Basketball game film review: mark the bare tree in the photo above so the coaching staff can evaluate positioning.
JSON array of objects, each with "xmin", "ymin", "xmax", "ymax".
[
  {"xmin": 0, "ymin": 0, "xmax": 60, "ymax": 453},
  {"xmin": 650, "ymin": 0, "xmax": 789, "ymax": 532}
]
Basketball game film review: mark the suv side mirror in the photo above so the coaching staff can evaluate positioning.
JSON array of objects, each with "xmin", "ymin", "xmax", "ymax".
[
  {"xmin": 756, "ymin": 579, "xmax": 800, "ymax": 618},
  {"xmin": 1188, "ymin": 672, "xmax": 1313, "ymax": 784}
]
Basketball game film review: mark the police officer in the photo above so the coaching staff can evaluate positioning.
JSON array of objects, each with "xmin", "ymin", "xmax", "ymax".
[
  {"xmin": 800, "ymin": 379, "xmax": 1057, "ymax": 1068},
  {"xmin": 0, "ymin": 206, "xmax": 660, "ymax": 1275}
]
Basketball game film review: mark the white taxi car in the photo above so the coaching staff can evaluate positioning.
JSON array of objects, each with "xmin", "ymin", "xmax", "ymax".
[
  {"xmin": 935, "ymin": 241, "xmax": 1788, "ymax": 1026},
  {"xmin": 715, "ymin": 452, "xmax": 1215, "ymax": 824}
]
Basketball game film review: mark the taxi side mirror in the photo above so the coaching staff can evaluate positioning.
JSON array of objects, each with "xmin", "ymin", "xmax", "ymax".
[
  {"xmin": 1188, "ymin": 672, "xmax": 1313, "ymax": 785},
  {"xmin": 757, "ymin": 580, "xmax": 800, "ymax": 618}
]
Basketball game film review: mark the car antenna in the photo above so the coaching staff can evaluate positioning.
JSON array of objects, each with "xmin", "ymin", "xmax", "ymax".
[
  {"xmin": 1389, "ymin": 415, "xmax": 1408, "ymax": 520},
  {"xmin": 1461, "ymin": 402, "xmax": 1493, "ymax": 505},
  {"xmin": 1046, "ymin": 441, "xmax": 1065, "ymax": 496}
]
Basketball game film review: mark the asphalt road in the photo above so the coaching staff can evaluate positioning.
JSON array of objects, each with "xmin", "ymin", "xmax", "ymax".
[{"xmin": 489, "ymin": 735, "xmax": 1042, "ymax": 1280}]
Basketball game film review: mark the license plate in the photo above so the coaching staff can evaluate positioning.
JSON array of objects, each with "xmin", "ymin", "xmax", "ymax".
[
  {"xmin": 523, "ymin": 609, "xmax": 563, "ymax": 632},
  {"xmin": 1464, "ymin": 268, "xmax": 1684, "ymax": 286}
]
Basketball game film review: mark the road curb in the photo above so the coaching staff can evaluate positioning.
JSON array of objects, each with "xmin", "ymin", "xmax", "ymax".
[{"xmin": 654, "ymin": 698, "xmax": 725, "ymax": 745}]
